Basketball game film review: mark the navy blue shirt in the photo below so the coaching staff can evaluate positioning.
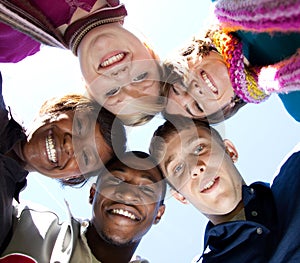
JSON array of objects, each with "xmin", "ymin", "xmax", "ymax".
[{"xmin": 195, "ymin": 147, "xmax": 300, "ymax": 262}]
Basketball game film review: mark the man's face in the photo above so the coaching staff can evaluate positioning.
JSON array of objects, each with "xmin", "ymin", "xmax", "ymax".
[
  {"xmin": 90, "ymin": 156, "xmax": 165, "ymax": 246},
  {"xmin": 160, "ymin": 126, "xmax": 243, "ymax": 216}
]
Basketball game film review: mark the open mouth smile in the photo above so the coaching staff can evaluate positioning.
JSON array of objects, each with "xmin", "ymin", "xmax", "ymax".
[
  {"xmin": 109, "ymin": 208, "xmax": 141, "ymax": 221},
  {"xmin": 100, "ymin": 52, "xmax": 126, "ymax": 68},
  {"xmin": 201, "ymin": 71, "xmax": 218, "ymax": 94},
  {"xmin": 45, "ymin": 130, "xmax": 57, "ymax": 164},
  {"xmin": 201, "ymin": 177, "xmax": 219, "ymax": 193}
]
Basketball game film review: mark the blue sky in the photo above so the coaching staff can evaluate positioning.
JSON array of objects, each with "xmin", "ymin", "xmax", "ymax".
[{"xmin": 2, "ymin": 1, "xmax": 300, "ymax": 262}]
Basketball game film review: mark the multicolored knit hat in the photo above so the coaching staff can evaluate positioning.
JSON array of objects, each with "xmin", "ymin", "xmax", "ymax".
[
  {"xmin": 214, "ymin": 0, "xmax": 300, "ymax": 33},
  {"xmin": 163, "ymin": 26, "xmax": 270, "ymax": 104},
  {"xmin": 208, "ymin": 28, "xmax": 269, "ymax": 103},
  {"xmin": 213, "ymin": 0, "xmax": 300, "ymax": 97}
]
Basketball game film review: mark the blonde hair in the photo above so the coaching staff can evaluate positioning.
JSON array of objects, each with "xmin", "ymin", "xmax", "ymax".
[{"xmin": 117, "ymin": 95, "xmax": 166, "ymax": 126}]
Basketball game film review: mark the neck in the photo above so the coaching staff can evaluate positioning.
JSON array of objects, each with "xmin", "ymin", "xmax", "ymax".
[
  {"xmin": 85, "ymin": 224, "xmax": 139, "ymax": 263},
  {"xmin": 207, "ymin": 200, "xmax": 245, "ymax": 225}
]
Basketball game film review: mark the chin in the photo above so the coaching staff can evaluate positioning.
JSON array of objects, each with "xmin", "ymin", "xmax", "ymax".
[{"xmin": 101, "ymin": 231, "xmax": 134, "ymax": 247}]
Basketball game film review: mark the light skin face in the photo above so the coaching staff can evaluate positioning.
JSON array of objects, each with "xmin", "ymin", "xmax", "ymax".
[
  {"xmin": 166, "ymin": 51, "xmax": 235, "ymax": 118},
  {"xmin": 90, "ymin": 156, "xmax": 165, "ymax": 246},
  {"xmin": 78, "ymin": 23, "xmax": 160, "ymax": 115},
  {"xmin": 22, "ymin": 111, "xmax": 113, "ymax": 179},
  {"xmin": 160, "ymin": 126, "xmax": 243, "ymax": 220}
]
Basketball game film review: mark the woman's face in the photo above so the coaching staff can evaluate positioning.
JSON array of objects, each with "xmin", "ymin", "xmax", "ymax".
[
  {"xmin": 22, "ymin": 111, "xmax": 113, "ymax": 179},
  {"xmin": 165, "ymin": 51, "xmax": 234, "ymax": 118},
  {"xmin": 78, "ymin": 23, "xmax": 160, "ymax": 115}
]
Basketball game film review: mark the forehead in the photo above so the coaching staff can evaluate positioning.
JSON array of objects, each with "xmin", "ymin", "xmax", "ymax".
[
  {"xmin": 160, "ymin": 126, "xmax": 213, "ymax": 166},
  {"xmin": 166, "ymin": 125, "xmax": 212, "ymax": 146},
  {"xmin": 106, "ymin": 157, "xmax": 162, "ymax": 182}
]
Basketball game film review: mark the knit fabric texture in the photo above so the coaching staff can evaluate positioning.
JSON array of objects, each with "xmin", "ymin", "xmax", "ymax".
[{"xmin": 214, "ymin": 0, "xmax": 300, "ymax": 33}]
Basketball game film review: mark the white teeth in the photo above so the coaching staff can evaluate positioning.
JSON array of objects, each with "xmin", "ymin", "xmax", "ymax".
[
  {"xmin": 46, "ymin": 133, "xmax": 57, "ymax": 163},
  {"xmin": 112, "ymin": 208, "xmax": 136, "ymax": 220},
  {"xmin": 201, "ymin": 72, "xmax": 218, "ymax": 93},
  {"xmin": 100, "ymin": 53, "xmax": 125, "ymax": 67},
  {"xmin": 203, "ymin": 179, "xmax": 215, "ymax": 190}
]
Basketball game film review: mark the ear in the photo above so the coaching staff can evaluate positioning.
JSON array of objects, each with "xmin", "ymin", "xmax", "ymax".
[
  {"xmin": 223, "ymin": 139, "xmax": 238, "ymax": 162},
  {"xmin": 89, "ymin": 183, "xmax": 96, "ymax": 205},
  {"xmin": 154, "ymin": 204, "xmax": 165, "ymax": 224},
  {"xmin": 170, "ymin": 189, "xmax": 189, "ymax": 204}
]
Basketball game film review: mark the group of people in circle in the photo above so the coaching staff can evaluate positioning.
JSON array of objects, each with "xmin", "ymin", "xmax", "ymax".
[{"xmin": 1, "ymin": 0, "xmax": 300, "ymax": 262}]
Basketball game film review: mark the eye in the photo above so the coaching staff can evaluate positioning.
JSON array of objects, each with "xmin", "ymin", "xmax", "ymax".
[
  {"xmin": 82, "ymin": 150, "xmax": 89, "ymax": 166},
  {"xmin": 108, "ymin": 176, "xmax": 124, "ymax": 185},
  {"xmin": 132, "ymin": 72, "xmax": 148, "ymax": 82},
  {"xmin": 195, "ymin": 102, "xmax": 203, "ymax": 112},
  {"xmin": 105, "ymin": 87, "xmax": 121, "ymax": 97},
  {"xmin": 139, "ymin": 185, "xmax": 155, "ymax": 196},
  {"xmin": 173, "ymin": 162, "xmax": 185, "ymax": 176},
  {"xmin": 75, "ymin": 118, "xmax": 82, "ymax": 135},
  {"xmin": 172, "ymin": 86, "xmax": 180, "ymax": 95},
  {"xmin": 194, "ymin": 144, "xmax": 204, "ymax": 155}
]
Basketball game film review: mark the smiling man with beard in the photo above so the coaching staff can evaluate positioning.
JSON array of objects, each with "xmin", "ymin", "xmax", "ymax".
[{"xmin": 0, "ymin": 151, "xmax": 166, "ymax": 263}]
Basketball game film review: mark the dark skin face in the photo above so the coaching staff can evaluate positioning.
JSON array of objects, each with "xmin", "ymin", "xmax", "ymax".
[
  {"xmin": 19, "ymin": 111, "xmax": 112, "ymax": 179},
  {"xmin": 87, "ymin": 156, "xmax": 165, "ymax": 263}
]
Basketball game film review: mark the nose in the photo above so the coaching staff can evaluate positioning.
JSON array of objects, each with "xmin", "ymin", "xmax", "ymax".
[
  {"xmin": 189, "ymin": 80, "xmax": 203, "ymax": 95},
  {"xmin": 121, "ymin": 85, "xmax": 143, "ymax": 99},
  {"xmin": 110, "ymin": 66, "xmax": 130, "ymax": 83},
  {"xmin": 63, "ymin": 134, "xmax": 74, "ymax": 157},
  {"xmin": 191, "ymin": 163, "xmax": 205, "ymax": 179},
  {"xmin": 114, "ymin": 183, "xmax": 140, "ymax": 204}
]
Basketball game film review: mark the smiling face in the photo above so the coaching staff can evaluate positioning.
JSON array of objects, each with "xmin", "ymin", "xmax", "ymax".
[
  {"xmin": 159, "ymin": 125, "xmax": 243, "ymax": 217},
  {"xmin": 78, "ymin": 23, "xmax": 161, "ymax": 115},
  {"xmin": 22, "ymin": 111, "xmax": 113, "ymax": 179},
  {"xmin": 90, "ymin": 155, "xmax": 165, "ymax": 246},
  {"xmin": 165, "ymin": 51, "xmax": 235, "ymax": 118}
]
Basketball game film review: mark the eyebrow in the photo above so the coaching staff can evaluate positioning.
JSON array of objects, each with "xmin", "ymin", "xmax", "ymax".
[
  {"xmin": 109, "ymin": 168, "xmax": 160, "ymax": 184},
  {"xmin": 140, "ymin": 173, "xmax": 160, "ymax": 184},
  {"xmin": 187, "ymin": 136, "xmax": 200, "ymax": 145}
]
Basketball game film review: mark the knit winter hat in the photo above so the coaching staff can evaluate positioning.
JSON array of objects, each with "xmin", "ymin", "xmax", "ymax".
[
  {"xmin": 64, "ymin": 3, "xmax": 127, "ymax": 55},
  {"xmin": 214, "ymin": 0, "xmax": 300, "ymax": 32}
]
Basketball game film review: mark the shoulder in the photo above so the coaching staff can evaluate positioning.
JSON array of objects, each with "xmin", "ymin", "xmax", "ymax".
[
  {"xmin": 130, "ymin": 255, "xmax": 150, "ymax": 263},
  {"xmin": 272, "ymin": 142, "xmax": 300, "ymax": 183},
  {"xmin": 13, "ymin": 201, "xmax": 62, "ymax": 227}
]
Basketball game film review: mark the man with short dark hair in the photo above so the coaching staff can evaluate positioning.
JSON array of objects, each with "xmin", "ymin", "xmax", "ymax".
[
  {"xmin": 150, "ymin": 116, "xmax": 300, "ymax": 263},
  {"xmin": 1, "ymin": 151, "xmax": 166, "ymax": 263}
]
